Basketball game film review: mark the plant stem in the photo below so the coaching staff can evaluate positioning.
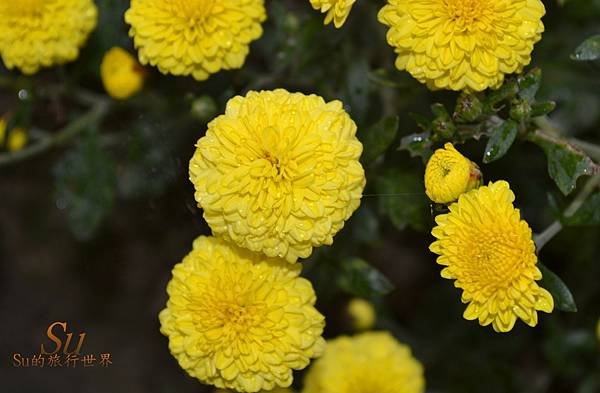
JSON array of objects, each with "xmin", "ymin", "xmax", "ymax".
[
  {"xmin": 535, "ymin": 174, "xmax": 600, "ymax": 251},
  {"xmin": 570, "ymin": 138, "xmax": 600, "ymax": 162},
  {"xmin": 0, "ymin": 98, "xmax": 110, "ymax": 168}
]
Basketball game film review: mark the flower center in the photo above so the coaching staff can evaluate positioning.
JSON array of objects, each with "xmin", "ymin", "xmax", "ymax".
[
  {"xmin": 257, "ymin": 126, "xmax": 298, "ymax": 181},
  {"xmin": 174, "ymin": 0, "xmax": 215, "ymax": 23},
  {"xmin": 443, "ymin": 0, "xmax": 490, "ymax": 27}
]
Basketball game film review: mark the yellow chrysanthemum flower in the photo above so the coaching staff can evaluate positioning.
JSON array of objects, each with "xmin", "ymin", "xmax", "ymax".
[
  {"xmin": 303, "ymin": 332, "xmax": 425, "ymax": 393},
  {"xmin": 347, "ymin": 298, "xmax": 376, "ymax": 331},
  {"xmin": 0, "ymin": 0, "xmax": 97, "ymax": 75},
  {"xmin": 100, "ymin": 47, "xmax": 145, "ymax": 100},
  {"xmin": 378, "ymin": 0, "xmax": 546, "ymax": 91},
  {"xmin": 124, "ymin": 0, "xmax": 266, "ymax": 81},
  {"xmin": 430, "ymin": 181, "xmax": 554, "ymax": 333},
  {"xmin": 159, "ymin": 236, "xmax": 326, "ymax": 392},
  {"xmin": 309, "ymin": 0, "xmax": 356, "ymax": 28},
  {"xmin": 424, "ymin": 143, "xmax": 481, "ymax": 204},
  {"xmin": 189, "ymin": 89, "xmax": 366, "ymax": 263},
  {"xmin": 215, "ymin": 388, "xmax": 294, "ymax": 393}
]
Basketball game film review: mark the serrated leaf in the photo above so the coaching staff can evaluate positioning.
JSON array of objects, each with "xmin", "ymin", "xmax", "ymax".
[
  {"xmin": 337, "ymin": 257, "xmax": 394, "ymax": 298},
  {"xmin": 53, "ymin": 131, "xmax": 116, "ymax": 240},
  {"xmin": 399, "ymin": 131, "xmax": 432, "ymax": 161},
  {"xmin": 375, "ymin": 168, "xmax": 429, "ymax": 231},
  {"xmin": 539, "ymin": 264, "xmax": 577, "ymax": 312},
  {"xmin": 571, "ymin": 35, "xmax": 600, "ymax": 61},
  {"xmin": 564, "ymin": 192, "xmax": 600, "ymax": 225},
  {"xmin": 358, "ymin": 116, "xmax": 399, "ymax": 165},
  {"xmin": 483, "ymin": 119, "xmax": 518, "ymax": 163},
  {"xmin": 528, "ymin": 130, "xmax": 598, "ymax": 195}
]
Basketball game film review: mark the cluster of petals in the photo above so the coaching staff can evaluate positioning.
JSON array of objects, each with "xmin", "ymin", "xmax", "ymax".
[
  {"xmin": 309, "ymin": 0, "xmax": 356, "ymax": 28},
  {"xmin": 302, "ymin": 332, "xmax": 425, "ymax": 393},
  {"xmin": 430, "ymin": 181, "xmax": 554, "ymax": 332},
  {"xmin": 159, "ymin": 236, "xmax": 325, "ymax": 392},
  {"xmin": 125, "ymin": 0, "xmax": 266, "ymax": 81},
  {"xmin": 189, "ymin": 89, "xmax": 366, "ymax": 263},
  {"xmin": 378, "ymin": 0, "xmax": 546, "ymax": 91},
  {"xmin": 0, "ymin": 0, "xmax": 97, "ymax": 74}
]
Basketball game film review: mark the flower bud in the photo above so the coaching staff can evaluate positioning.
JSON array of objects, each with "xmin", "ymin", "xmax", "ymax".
[
  {"xmin": 100, "ymin": 47, "xmax": 145, "ymax": 100},
  {"xmin": 424, "ymin": 143, "xmax": 482, "ymax": 204},
  {"xmin": 347, "ymin": 298, "xmax": 376, "ymax": 331}
]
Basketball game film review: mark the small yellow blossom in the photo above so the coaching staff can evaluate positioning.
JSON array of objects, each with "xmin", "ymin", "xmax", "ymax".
[
  {"xmin": 430, "ymin": 181, "xmax": 554, "ymax": 333},
  {"xmin": 0, "ymin": 0, "xmax": 97, "ymax": 74},
  {"xmin": 189, "ymin": 89, "xmax": 366, "ymax": 263},
  {"xmin": 100, "ymin": 47, "xmax": 145, "ymax": 100},
  {"xmin": 347, "ymin": 298, "xmax": 375, "ymax": 331},
  {"xmin": 159, "ymin": 236, "xmax": 325, "ymax": 392},
  {"xmin": 303, "ymin": 332, "xmax": 425, "ymax": 393},
  {"xmin": 7, "ymin": 127, "xmax": 28, "ymax": 152},
  {"xmin": 424, "ymin": 143, "xmax": 481, "ymax": 204},
  {"xmin": 310, "ymin": 0, "xmax": 356, "ymax": 28},
  {"xmin": 378, "ymin": 0, "xmax": 546, "ymax": 91},
  {"xmin": 125, "ymin": 0, "xmax": 266, "ymax": 81}
]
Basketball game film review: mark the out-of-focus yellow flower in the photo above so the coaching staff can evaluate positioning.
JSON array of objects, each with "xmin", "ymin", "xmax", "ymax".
[
  {"xmin": 189, "ymin": 89, "xmax": 365, "ymax": 263},
  {"xmin": 378, "ymin": 0, "xmax": 546, "ymax": 91},
  {"xmin": 124, "ymin": 0, "xmax": 266, "ymax": 81},
  {"xmin": 100, "ymin": 47, "xmax": 144, "ymax": 100},
  {"xmin": 7, "ymin": 127, "xmax": 28, "ymax": 152},
  {"xmin": 596, "ymin": 319, "xmax": 600, "ymax": 342},
  {"xmin": 159, "ymin": 236, "xmax": 325, "ymax": 392},
  {"xmin": 347, "ymin": 298, "xmax": 376, "ymax": 331},
  {"xmin": 430, "ymin": 181, "xmax": 554, "ymax": 333},
  {"xmin": 309, "ymin": 0, "xmax": 356, "ymax": 28},
  {"xmin": 424, "ymin": 143, "xmax": 481, "ymax": 204},
  {"xmin": 0, "ymin": 0, "xmax": 97, "ymax": 75},
  {"xmin": 303, "ymin": 332, "xmax": 425, "ymax": 393}
]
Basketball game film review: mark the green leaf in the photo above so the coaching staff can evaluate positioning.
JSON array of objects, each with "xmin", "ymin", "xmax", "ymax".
[
  {"xmin": 517, "ymin": 68, "xmax": 542, "ymax": 102},
  {"xmin": 483, "ymin": 119, "xmax": 518, "ymax": 163},
  {"xmin": 571, "ymin": 35, "xmax": 600, "ymax": 61},
  {"xmin": 337, "ymin": 257, "xmax": 394, "ymax": 298},
  {"xmin": 53, "ymin": 131, "xmax": 117, "ymax": 240},
  {"xmin": 375, "ymin": 168, "xmax": 429, "ymax": 231},
  {"xmin": 531, "ymin": 101, "xmax": 557, "ymax": 117},
  {"xmin": 528, "ymin": 130, "xmax": 598, "ymax": 195},
  {"xmin": 358, "ymin": 116, "xmax": 399, "ymax": 165},
  {"xmin": 398, "ymin": 131, "xmax": 432, "ymax": 162},
  {"xmin": 539, "ymin": 264, "xmax": 577, "ymax": 312},
  {"xmin": 564, "ymin": 192, "xmax": 600, "ymax": 225}
]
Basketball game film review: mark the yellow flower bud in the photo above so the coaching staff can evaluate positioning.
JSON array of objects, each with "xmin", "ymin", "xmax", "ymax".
[
  {"xmin": 424, "ymin": 143, "xmax": 481, "ymax": 204},
  {"xmin": 347, "ymin": 298, "xmax": 376, "ymax": 331},
  {"xmin": 100, "ymin": 47, "xmax": 144, "ymax": 100},
  {"xmin": 7, "ymin": 127, "xmax": 28, "ymax": 152},
  {"xmin": 0, "ymin": 117, "xmax": 6, "ymax": 146}
]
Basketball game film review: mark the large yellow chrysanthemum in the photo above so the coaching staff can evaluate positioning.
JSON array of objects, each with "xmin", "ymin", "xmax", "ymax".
[
  {"xmin": 124, "ymin": 0, "xmax": 266, "ymax": 81},
  {"xmin": 430, "ymin": 181, "xmax": 554, "ymax": 333},
  {"xmin": 303, "ymin": 332, "xmax": 425, "ymax": 393},
  {"xmin": 378, "ymin": 0, "xmax": 546, "ymax": 91},
  {"xmin": 0, "ymin": 0, "xmax": 97, "ymax": 75},
  {"xmin": 189, "ymin": 89, "xmax": 366, "ymax": 263},
  {"xmin": 159, "ymin": 236, "xmax": 325, "ymax": 392},
  {"xmin": 424, "ymin": 143, "xmax": 481, "ymax": 204},
  {"xmin": 309, "ymin": 0, "xmax": 356, "ymax": 28}
]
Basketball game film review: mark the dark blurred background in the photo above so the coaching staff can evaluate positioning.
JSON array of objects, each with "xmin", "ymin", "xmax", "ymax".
[{"xmin": 1, "ymin": 1, "xmax": 599, "ymax": 392}]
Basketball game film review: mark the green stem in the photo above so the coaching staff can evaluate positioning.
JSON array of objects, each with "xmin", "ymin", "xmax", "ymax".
[
  {"xmin": 0, "ymin": 98, "xmax": 110, "ymax": 168},
  {"xmin": 535, "ymin": 174, "xmax": 600, "ymax": 251},
  {"xmin": 569, "ymin": 138, "xmax": 600, "ymax": 163}
]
